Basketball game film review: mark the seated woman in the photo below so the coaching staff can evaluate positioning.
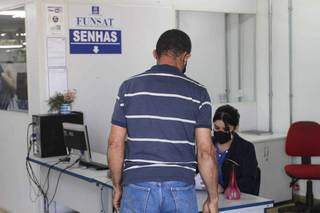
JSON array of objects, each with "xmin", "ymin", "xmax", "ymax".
[{"xmin": 212, "ymin": 105, "xmax": 259, "ymax": 195}]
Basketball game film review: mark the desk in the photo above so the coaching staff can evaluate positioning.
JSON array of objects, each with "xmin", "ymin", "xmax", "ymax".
[
  {"xmin": 28, "ymin": 154, "xmax": 273, "ymax": 213},
  {"xmin": 197, "ymin": 190, "xmax": 273, "ymax": 212},
  {"xmin": 27, "ymin": 154, "xmax": 113, "ymax": 213}
]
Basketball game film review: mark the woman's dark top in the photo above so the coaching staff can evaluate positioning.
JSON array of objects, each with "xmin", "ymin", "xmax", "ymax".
[{"xmin": 213, "ymin": 133, "xmax": 260, "ymax": 195}]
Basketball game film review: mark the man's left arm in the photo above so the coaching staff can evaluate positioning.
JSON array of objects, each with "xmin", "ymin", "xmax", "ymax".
[{"xmin": 107, "ymin": 124, "xmax": 127, "ymax": 210}]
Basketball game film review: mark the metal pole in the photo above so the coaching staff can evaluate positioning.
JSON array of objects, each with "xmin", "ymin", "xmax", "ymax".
[
  {"xmin": 238, "ymin": 14, "xmax": 242, "ymax": 102},
  {"xmin": 288, "ymin": 0, "xmax": 293, "ymax": 124},
  {"xmin": 225, "ymin": 14, "xmax": 230, "ymax": 103},
  {"xmin": 175, "ymin": 10, "xmax": 180, "ymax": 28},
  {"xmin": 254, "ymin": 16, "xmax": 257, "ymax": 102},
  {"xmin": 268, "ymin": 0, "xmax": 273, "ymax": 133}
]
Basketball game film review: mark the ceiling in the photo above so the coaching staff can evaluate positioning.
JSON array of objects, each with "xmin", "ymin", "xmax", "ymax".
[{"xmin": 0, "ymin": 7, "xmax": 25, "ymax": 39}]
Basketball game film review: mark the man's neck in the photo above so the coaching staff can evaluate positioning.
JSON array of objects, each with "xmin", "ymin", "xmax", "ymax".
[{"xmin": 157, "ymin": 56, "xmax": 182, "ymax": 71}]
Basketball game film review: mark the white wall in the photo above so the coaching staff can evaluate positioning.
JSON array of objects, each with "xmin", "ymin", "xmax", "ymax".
[
  {"xmin": 227, "ymin": 14, "xmax": 256, "ymax": 103},
  {"xmin": 290, "ymin": 0, "xmax": 320, "ymax": 198},
  {"xmin": 178, "ymin": 11, "xmax": 257, "ymax": 131},
  {"xmin": 214, "ymin": 102, "xmax": 258, "ymax": 131},
  {"xmin": 262, "ymin": 0, "xmax": 320, "ymax": 199},
  {"xmin": 0, "ymin": 1, "xmax": 259, "ymax": 212},
  {"xmin": 256, "ymin": 0, "xmax": 270, "ymax": 131},
  {"xmin": 227, "ymin": 14, "xmax": 241, "ymax": 103},
  {"xmin": 291, "ymin": 0, "xmax": 320, "ymax": 123},
  {"xmin": 179, "ymin": 11, "xmax": 226, "ymax": 104},
  {"xmin": 173, "ymin": 0, "xmax": 257, "ymax": 14},
  {"xmin": 0, "ymin": 0, "xmax": 39, "ymax": 212},
  {"xmin": 66, "ymin": 1, "xmax": 175, "ymax": 152},
  {"xmin": 65, "ymin": 0, "xmax": 258, "ymax": 152},
  {"xmin": 3, "ymin": 0, "xmax": 320, "ymax": 211},
  {"xmin": 271, "ymin": 0, "xmax": 290, "ymax": 134},
  {"xmin": 240, "ymin": 14, "xmax": 256, "ymax": 102},
  {"xmin": 0, "ymin": 0, "xmax": 26, "ymax": 10},
  {"xmin": 0, "ymin": 0, "xmax": 44, "ymax": 212},
  {"xmin": 0, "ymin": 111, "xmax": 38, "ymax": 212}
]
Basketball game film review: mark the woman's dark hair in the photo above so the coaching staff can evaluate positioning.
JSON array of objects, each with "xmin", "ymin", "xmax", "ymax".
[
  {"xmin": 156, "ymin": 29, "xmax": 191, "ymax": 57},
  {"xmin": 213, "ymin": 104, "xmax": 240, "ymax": 127}
]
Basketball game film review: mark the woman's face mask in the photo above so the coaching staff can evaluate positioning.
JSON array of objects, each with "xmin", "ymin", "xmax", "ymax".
[
  {"xmin": 213, "ymin": 120, "xmax": 234, "ymax": 144},
  {"xmin": 213, "ymin": 131, "xmax": 232, "ymax": 144}
]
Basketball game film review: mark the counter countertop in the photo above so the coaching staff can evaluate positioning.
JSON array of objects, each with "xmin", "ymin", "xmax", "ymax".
[{"xmin": 239, "ymin": 132, "xmax": 286, "ymax": 143}]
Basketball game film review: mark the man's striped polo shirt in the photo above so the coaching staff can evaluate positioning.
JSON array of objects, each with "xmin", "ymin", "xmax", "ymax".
[{"xmin": 111, "ymin": 64, "xmax": 212, "ymax": 185}]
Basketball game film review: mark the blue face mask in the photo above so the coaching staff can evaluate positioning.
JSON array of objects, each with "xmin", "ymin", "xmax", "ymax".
[{"xmin": 213, "ymin": 131, "xmax": 232, "ymax": 144}]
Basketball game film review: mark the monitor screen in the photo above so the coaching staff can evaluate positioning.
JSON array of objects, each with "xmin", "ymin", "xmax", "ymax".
[{"xmin": 62, "ymin": 123, "xmax": 88, "ymax": 152}]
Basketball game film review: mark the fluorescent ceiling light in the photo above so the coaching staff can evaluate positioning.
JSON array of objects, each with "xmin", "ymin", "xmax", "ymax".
[
  {"xmin": 0, "ymin": 45, "xmax": 23, "ymax": 49},
  {"xmin": 0, "ymin": 10, "xmax": 25, "ymax": 18}
]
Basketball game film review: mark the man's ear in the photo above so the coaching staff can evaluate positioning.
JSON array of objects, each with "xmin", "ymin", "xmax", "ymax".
[
  {"xmin": 153, "ymin": 49, "xmax": 158, "ymax": 60},
  {"xmin": 185, "ymin": 53, "xmax": 191, "ymax": 60},
  {"xmin": 183, "ymin": 52, "xmax": 191, "ymax": 64}
]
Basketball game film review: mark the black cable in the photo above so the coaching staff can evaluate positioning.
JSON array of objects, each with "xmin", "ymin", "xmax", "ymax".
[
  {"xmin": 26, "ymin": 160, "xmax": 43, "ymax": 192},
  {"xmin": 25, "ymin": 123, "xmax": 46, "ymax": 212},
  {"xmin": 25, "ymin": 122, "xmax": 82, "ymax": 211},
  {"xmin": 26, "ymin": 123, "xmax": 43, "ymax": 190},
  {"xmin": 25, "ymin": 122, "xmax": 82, "ymax": 212},
  {"xmin": 48, "ymin": 157, "xmax": 80, "ymax": 206},
  {"xmin": 25, "ymin": 122, "xmax": 50, "ymax": 213},
  {"xmin": 26, "ymin": 145, "xmax": 42, "ymax": 191},
  {"xmin": 43, "ymin": 157, "xmax": 72, "ymax": 196},
  {"xmin": 44, "ymin": 160, "xmax": 63, "ymax": 196},
  {"xmin": 26, "ymin": 158, "xmax": 41, "ymax": 201},
  {"xmin": 100, "ymin": 186, "xmax": 105, "ymax": 213}
]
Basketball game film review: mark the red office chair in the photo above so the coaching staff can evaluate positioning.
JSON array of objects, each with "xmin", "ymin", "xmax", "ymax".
[{"xmin": 279, "ymin": 121, "xmax": 320, "ymax": 213}]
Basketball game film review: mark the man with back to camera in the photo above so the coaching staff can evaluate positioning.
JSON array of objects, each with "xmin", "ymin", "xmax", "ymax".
[{"xmin": 107, "ymin": 29, "xmax": 219, "ymax": 213}]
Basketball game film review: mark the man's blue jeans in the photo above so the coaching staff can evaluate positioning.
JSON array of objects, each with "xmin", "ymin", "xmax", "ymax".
[{"xmin": 120, "ymin": 181, "xmax": 198, "ymax": 213}]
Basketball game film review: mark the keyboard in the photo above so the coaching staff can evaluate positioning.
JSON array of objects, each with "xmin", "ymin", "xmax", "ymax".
[{"xmin": 79, "ymin": 159, "xmax": 108, "ymax": 170}]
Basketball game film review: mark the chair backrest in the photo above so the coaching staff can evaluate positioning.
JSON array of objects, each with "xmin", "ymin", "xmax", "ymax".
[{"xmin": 286, "ymin": 121, "xmax": 320, "ymax": 157}]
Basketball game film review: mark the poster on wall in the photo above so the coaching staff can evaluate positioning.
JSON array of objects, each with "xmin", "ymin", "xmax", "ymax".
[
  {"xmin": 69, "ymin": 5, "xmax": 122, "ymax": 54},
  {"xmin": 47, "ymin": 37, "xmax": 66, "ymax": 67},
  {"xmin": 46, "ymin": 5, "xmax": 65, "ymax": 36},
  {"xmin": 47, "ymin": 37, "xmax": 68, "ymax": 96},
  {"xmin": 48, "ymin": 68, "xmax": 67, "ymax": 96}
]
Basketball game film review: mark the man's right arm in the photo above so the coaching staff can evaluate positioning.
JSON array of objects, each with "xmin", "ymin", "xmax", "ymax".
[{"xmin": 196, "ymin": 128, "xmax": 219, "ymax": 213}]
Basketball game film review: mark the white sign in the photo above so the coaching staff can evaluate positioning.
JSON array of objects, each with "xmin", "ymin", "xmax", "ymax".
[
  {"xmin": 47, "ymin": 37, "xmax": 66, "ymax": 67},
  {"xmin": 47, "ymin": 37, "xmax": 67, "ymax": 96},
  {"xmin": 46, "ymin": 5, "xmax": 65, "ymax": 35},
  {"xmin": 69, "ymin": 4, "xmax": 122, "ymax": 54},
  {"xmin": 48, "ymin": 68, "xmax": 68, "ymax": 96}
]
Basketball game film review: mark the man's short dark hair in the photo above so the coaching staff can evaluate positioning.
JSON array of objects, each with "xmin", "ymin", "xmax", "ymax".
[
  {"xmin": 156, "ymin": 29, "xmax": 191, "ymax": 57},
  {"xmin": 213, "ymin": 104, "xmax": 240, "ymax": 127}
]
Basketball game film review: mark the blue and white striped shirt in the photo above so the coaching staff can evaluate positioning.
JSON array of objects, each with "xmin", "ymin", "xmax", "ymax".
[{"xmin": 111, "ymin": 64, "xmax": 212, "ymax": 185}]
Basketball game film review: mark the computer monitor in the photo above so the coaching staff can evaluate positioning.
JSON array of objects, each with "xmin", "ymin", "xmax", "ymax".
[
  {"xmin": 62, "ymin": 123, "xmax": 107, "ymax": 170},
  {"xmin": 62, "ymin": 123, "xmax": 91, "ymax": 161}
]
